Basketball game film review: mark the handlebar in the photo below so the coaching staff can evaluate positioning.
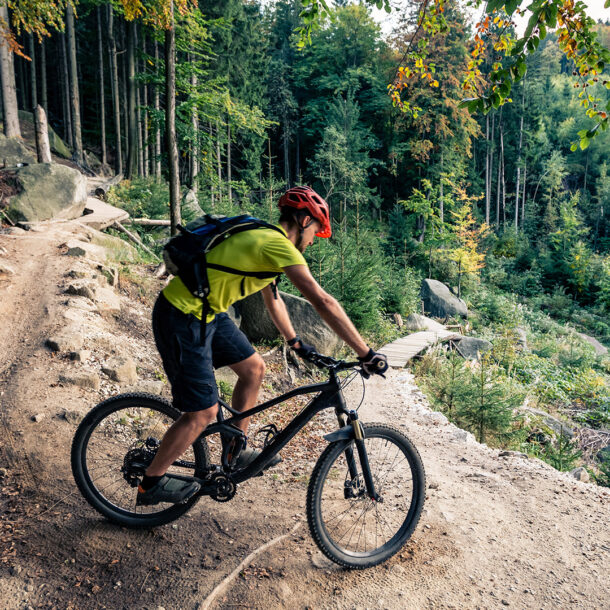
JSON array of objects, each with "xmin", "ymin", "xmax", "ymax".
[{"xmin": 304, "ymin": 352, "xmax": 360, "ymax": 372}]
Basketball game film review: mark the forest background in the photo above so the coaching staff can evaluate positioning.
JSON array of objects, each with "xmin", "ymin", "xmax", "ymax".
[{"xmin": 1, "ymin": 0, "xmax": 609, "ymax": 482}]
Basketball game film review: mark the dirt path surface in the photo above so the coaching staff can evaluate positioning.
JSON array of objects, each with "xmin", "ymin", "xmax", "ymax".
[{"xmin": 1, "ymin": 222, "xmax": 609, "ymax": 610}]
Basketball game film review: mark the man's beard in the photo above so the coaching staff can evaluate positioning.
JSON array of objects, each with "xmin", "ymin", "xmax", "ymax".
[{"xmin": 295, "ymin": 232, "xmax": 307, "ymax": 253}]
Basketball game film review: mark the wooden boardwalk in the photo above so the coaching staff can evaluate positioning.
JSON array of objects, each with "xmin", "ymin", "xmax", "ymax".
[{"xmin": 381, "ymin": 329, "xmax": 462, "ymax": 368}]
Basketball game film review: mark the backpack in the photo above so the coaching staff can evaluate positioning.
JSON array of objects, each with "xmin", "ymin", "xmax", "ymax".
[{"xmin": 163, "ymin": 214, "xmax": 285, "ymax": 324}]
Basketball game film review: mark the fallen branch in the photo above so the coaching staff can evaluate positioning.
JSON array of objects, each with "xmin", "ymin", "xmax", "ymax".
[
  {"xmin": 94, "ymin": 174, "xmax": 123, "ymax": 199},
  {"xmin": 126, "ymin": 218, "xmax": 171, "ymax": 227},
  {"xmin": 197, "ymin": 521, "xmax": 301, "ymax": 610},
  {"xmin": 1, "ymin": 209, "xmax": 15, "ymax": 226},
  {"xmin": 112, "ymin": 221, "xmax": 160, "ymax": 261}
]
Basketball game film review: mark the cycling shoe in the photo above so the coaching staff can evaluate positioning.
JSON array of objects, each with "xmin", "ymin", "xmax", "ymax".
[{"xmin": 136, "ymin": 475, "xmax": 201, "ymax": 506}]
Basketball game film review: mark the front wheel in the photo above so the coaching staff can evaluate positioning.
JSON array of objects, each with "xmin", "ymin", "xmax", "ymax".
[
  {"xmin": 307, "ymin": 423, "xmax": 425, "ymax": 569},
  {"xmin": 71, "ymin": 393, "xmax": 210, "ymax": 528}
]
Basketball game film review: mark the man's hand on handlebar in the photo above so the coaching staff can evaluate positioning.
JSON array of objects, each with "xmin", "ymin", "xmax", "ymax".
[
  {"xmin": 288, "ymin": 335, "xmax": 317, "ymax": 361},
  {"xmin": 358, "ymin": 348, "xmax": 388, "ymax": 378}
]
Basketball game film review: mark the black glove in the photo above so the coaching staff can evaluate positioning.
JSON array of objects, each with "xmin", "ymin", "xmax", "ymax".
[
  {"xmin": 288, "ymin": 335, "xmax": 317, "ymax": 360},
  {"xmin": 358, "ymin": 348, "xmax": 388, "ymax": 377}
]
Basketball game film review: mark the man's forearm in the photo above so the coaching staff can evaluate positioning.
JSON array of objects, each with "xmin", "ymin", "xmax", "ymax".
[
  {"xmin": 309, "ymin": 293, "xmax": 369, "ymax": 357},
  {"xmin": 263, "ymin": 291, "xmax": 297, "ymax": 340}
]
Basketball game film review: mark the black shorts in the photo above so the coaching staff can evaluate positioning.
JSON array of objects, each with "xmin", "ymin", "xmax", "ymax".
[{"xmin": 152, "ymin": 293, "xmax": 255, "ymax": 412}]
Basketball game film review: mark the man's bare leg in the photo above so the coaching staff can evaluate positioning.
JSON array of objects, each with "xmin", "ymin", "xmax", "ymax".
[
  {"xmin": 228, "ymin": 352, "xmax": 266, "ymax": 435},
  {"xmin": 145, "ymin": 406, "xmax": 218, "ymax": 477}
]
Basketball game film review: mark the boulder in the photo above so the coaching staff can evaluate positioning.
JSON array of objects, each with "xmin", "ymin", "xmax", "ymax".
[
  {"xmin": 238, "ymin": 290, "xmax": 344, "ymax": 356},
  {"xmin": 84, "ymin": 150, "xmax": 111, "ymax": 176},
  {"xmin": 0, "ymin": 133, "xmax": 36, "ymax": 166},
  {"xmin": 182, "ymin": 188, "xmax": 204, "ymax": 221},
  {"xmin": 65, "ymin": 239, "xmax": 106, "ymax": 261},
  {"xmin": 102, "ymin": 356, "xmax": 138, "ymax": 384},
  {"xmin": 6, "ymin": 163, "xmax": 87, "ymax": 223},
  {"xmin": 421, "ymin": 279, "xmax": 468, "ymax": 319},
  {"xmin": 124, "ymin": 380, "xmax": 166, "ymax": 395},
  {"xmin": 17, "ymin": 109, "xmax": 71, "ymax": 158},
  {"xmin": 454, "ymin": 336, "xmax": 492, "ymax": 360},
  {"xmin": 514, "ymin": 327, "xmax": 528, "ymax": 350},
  {"xmin": 227, "ymin": 304, "xmax": 241, "ymax": 328},
  {"xmin": 46, "ymin": 331, "xmax": 84, "ymax": 353},
  {"xmin": 65, "ymin": 280, "xmax": 97, "ymax": 300},
  {"xmin": 94, "ymin": 286, "xmax": 121, "ymax": 316},
  {"xmin": 576, "ymin": 332, "xmax": 608, "ymax": 356},
  {"xmin": 60, "ymin": 407, "xmax": 89, "ymax": 424},
  {"xmin": 521, "ymin": 407, "xmax": 575, "ymax": 439},
  {"xmin": 404, "ymin": 313, "xmax": 446, "ymax": 332},
  {"xmin": 569, "ymin": 467, "xmax": 590, "ymax": 483},
  {"xmin": 59, "ymin": 370, "xmax": 100, "ymax": 391}
]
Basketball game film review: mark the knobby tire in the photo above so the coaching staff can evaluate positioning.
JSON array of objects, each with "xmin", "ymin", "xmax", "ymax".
[{"xmin": 306, "ymin": 423, "xmax": 425, "ymax": 569}]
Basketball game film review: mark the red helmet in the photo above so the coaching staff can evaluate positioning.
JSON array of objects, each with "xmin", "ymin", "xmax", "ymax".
[{"xmin": 278, "ymin": 186, "xmax": 332, "ymax": 238}]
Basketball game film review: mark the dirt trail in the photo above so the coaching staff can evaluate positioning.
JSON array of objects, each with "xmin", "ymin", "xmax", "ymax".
[{"xmin": 0, "ymin": 222, "xmax": 609, "ymax": 610}]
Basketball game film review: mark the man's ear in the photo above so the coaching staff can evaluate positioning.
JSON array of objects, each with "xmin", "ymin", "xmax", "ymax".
[{"xmin": 301, "ymin": 215, "xmax": 314, "ymax": 229}]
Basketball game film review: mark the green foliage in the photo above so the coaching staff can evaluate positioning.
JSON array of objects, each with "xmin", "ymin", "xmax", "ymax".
[
  {"xmin": 218, "ymin": 380, "xmax": 234, "ymax": 401},
  {"xmin": 524, "ymin": 428, "xmax": 582, "ymax": 472},
  {"xmin": 106, "ymin": 178, "xmax": 170, "ymax": 220},
  {"xmin": 416, "ymin": 351, "xmax": 523, "ymax": 446},
  {"xmin": 592, "ymin": 460, "xmax": 610, "ymax": 488}
]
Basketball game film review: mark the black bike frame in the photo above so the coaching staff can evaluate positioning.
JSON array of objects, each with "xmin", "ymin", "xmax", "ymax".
[{"xmin": 198, "ymin": 369, "xmax": 349, "ymax": 485}]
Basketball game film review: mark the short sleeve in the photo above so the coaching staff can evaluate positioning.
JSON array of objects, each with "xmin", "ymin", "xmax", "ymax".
[{"xmin": 260, "ymin": 232, "xmax": 307, "ymax": 270}]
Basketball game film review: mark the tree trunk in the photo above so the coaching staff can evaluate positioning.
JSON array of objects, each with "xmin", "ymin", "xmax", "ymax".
[
  {"xmin": 190, "ymin": 51, "xmax": 199, "ymax": 188},
  {"xmin": 135, "ymin": 25, "xmax": 143, "ymax": 176},
  {"xmin": 496, "ymin": 153, "xmax": 501, "ymax": 228},
  {"xmin": 227, "ymin": 121, "xmax": 232, "ymax": 206},
  {"xmin": 500, "ymin": 126, "xmax": 505, "ymax": 229},
  {"xmin": 216, "ymin": 119, "xmax": 222, "ymax": 206},
  {"xmin": 154, "ymin": 40, "xmax": 161, "ymax": 180},
  {"xmin": 125, "ymin": 20, "xmax": 137, "ymax": 179},
  {"xmin": 165, "ymin": 5, "xmax": 181, "ymax": 235},
  {"xmin": 66, "ymin": 4, "xmax": 83, "ymax": 166},
  {"xmin": 282, "ymin": 109, "xmax": 290, "ymax": 187},
  {"xmin": 27, "ymin": 34, "xmax": 37, "ymax": 111},
  {"xmin": 97, "ymin": 7, "xmax": 107, "ymax": 167},
  {"xmin": 40, "ymin": 39, "xmax": 47, "ymax": 116},
  {"xmin": 142, "ymin": 31, "xmax": 148, "ymax": 178},
  {"xmin": 514, "ymin": 84, "xmax": 525, "ymax": 231},
  {"xmin": 268, "ymin": 136, "xmax": 273, "ymax": 220},
  {"xmin": 521, "ymin": 163, "xmax": 527, "ymax": 230},
  {"xmin": 59, "ymin": 33, "xmax": 72, "ymax": 146},
  {"xmin": 439, "ymin": 149, "xmax": 444, "ymax": 224},
  {"xmin": 108, "ymin": 6, "xmax": 122, "ymax": 174},
  {"xmin": 488, "ymin": 112, "xmax": 495, "ymax": 226},
  {"xmin": 34, "ymin": 105, "xmax": 52, "ymax": 163},
  {"xmin": 295, "ymin": 125, "xmax": 300, "ymax": 183},
  {"xmin": 0, "ymin": 3, "xmax": 21, "ymax": 138}
]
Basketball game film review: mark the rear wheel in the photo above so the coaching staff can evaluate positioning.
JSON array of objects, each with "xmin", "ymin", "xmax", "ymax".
[
  {"xmin": 307, "ymin": 423, "xmax": 425, "ymax": 569},
  {"xmin": 71, "ymin": 393, "xmax": 210, "ymax": 528}
]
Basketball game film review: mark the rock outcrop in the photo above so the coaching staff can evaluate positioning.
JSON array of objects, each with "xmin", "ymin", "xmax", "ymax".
[
  {"xmin": 454, "ymin": 336, "xmax": 493, "ymax": 360},
  {"xmin": 239, "ymin": 290, "xmax": 344, "ymax": 356},
  {"xmin": 6, "ymin": 163, "xmax": 87, "ymax": 222},
  {"xmin": 0, "ymin": 133, "xmax": 36, "ymax": 166},
  {"xmin": 404, "ymin": 313, "xmax": 446, "ymax": 332},
  {"xmin": 421, "ymin": 279, "xmax": 468, "ymax": 319}
]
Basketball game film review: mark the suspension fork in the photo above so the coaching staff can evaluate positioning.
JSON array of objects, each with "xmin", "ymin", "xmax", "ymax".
[
  {"xmin": 349, "ymin": 410, "xmax": 381, "ymax": 502},
  {"xmin": 336, "ymin": 403, "xmax": 380, "ymax": 502}
]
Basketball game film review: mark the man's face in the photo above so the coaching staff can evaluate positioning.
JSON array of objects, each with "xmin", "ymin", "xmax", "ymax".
[{"xmin": 298, "ymin": 218, "xmax": 322, "ymax": 253}]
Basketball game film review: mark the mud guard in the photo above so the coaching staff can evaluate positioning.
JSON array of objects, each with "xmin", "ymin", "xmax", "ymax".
[{"xmin": 323, "ymin": 424, "xmax": 365, "ymax": 443}]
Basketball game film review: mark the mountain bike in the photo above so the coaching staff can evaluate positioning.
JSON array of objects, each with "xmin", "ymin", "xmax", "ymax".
[{"xmin": 71, "ymin": 354, "xmax": 426, "ymax": 569}]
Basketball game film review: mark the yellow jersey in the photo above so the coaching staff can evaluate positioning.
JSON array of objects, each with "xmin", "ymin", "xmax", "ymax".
[{"xmin": 162, "ymin": 224, "xmax": 306, "ymax": 321}]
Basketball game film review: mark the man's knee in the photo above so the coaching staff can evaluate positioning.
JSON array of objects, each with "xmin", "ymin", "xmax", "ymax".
[
  {"xmin": 234, "ymin": 353, "xmax": 265, "ymax": 383},
  {"xmin": 180, "ymin": 404, "xmax": 218, "ymax": 429}
]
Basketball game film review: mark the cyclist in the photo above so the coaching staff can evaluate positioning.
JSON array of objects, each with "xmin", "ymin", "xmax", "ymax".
[{"xmin": 138, "ymin": 186, "xmax": 388, "ymax": 506}]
